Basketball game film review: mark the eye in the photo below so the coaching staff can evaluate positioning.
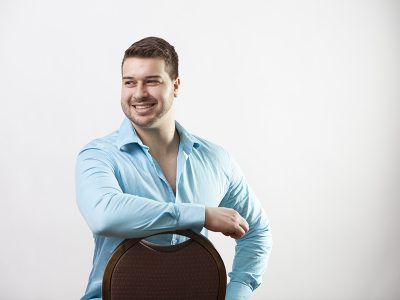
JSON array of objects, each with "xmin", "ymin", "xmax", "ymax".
[
  {"xmin": 124, "ymin": 81, "xmax": 136, "ymax": 87},
  {"xmin": 146, "ymin": 79, "xmax": 161, "ymax": 86}
]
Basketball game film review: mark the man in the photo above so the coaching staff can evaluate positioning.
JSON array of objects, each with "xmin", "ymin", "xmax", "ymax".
[{"xmin": 76, "ymin": 37, "xmax": 272, "ymax": 299}]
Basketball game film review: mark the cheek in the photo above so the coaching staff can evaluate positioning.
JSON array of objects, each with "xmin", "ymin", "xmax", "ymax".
[
  {"xmin": 121, "ymin": 90, "xmax": 131, "ymax": 102},
  {"xmin": 155, "ymin": 88, "xmax": 172, "ymax": 100}
]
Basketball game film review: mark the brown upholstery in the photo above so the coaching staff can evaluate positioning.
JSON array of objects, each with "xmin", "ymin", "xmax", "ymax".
[{"xmin": 102, "ymin": 230, "xmax": 226, "ymax": 299}]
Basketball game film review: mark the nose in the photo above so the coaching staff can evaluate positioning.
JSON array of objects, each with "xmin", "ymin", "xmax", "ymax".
[{"xmin": 134, "ymin": 82, "xmax": 148, "ymax": 99}]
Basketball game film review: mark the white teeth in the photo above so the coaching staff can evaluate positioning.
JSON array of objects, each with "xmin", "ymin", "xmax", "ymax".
[{"xmin": 135, "ymin": 104, "xmax": 153, "ymax": 109}]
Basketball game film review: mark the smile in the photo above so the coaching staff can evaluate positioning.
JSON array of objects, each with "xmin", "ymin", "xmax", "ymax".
[{"xmin": 133, "ymin": 103, "xmax": 156, "ymax": 113}]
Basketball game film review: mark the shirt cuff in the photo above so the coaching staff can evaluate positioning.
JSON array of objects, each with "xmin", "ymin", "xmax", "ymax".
[
  {"xmin": 175, "ymin": 203, "xmax": 205, "ymax": 232},
  {"xmin": 226, "ymin": 281, "xmax": 253, "ymax": 300}
]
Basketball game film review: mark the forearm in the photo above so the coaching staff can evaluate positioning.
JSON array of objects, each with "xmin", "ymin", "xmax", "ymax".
[
  {"xmin": 227, "ymin": 219, "xmax": 272, "ymax": 298},
  {"xmin": 221, "ymin": 150, "xmax": 273, "ymax": 298},
  {"xmin": 77, "ymin": 190, "xmax": 205, "ymax": 238}
]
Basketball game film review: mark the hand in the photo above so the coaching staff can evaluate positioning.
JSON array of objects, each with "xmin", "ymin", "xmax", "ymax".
[{"xmin": 204, "ymin": 207, "xmax": 249, "ymax": 239}]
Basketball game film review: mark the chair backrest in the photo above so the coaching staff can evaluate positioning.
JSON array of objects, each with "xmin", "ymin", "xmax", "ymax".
[{"xmin": 102, "ymin": 230, "xmax": 226, "ymax": 300}]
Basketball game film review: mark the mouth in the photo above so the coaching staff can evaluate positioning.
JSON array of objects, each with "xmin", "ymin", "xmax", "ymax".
[{"xmin": 132, "ymin": 103, "xmax": 156, "ymax": 114}]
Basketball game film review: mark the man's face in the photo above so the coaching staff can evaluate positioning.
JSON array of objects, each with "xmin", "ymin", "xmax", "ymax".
[{"xmin": 121, "ymin": 57, "xmax": 179, "ymax": 129}]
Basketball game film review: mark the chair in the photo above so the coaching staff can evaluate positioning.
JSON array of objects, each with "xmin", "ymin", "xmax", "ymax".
[{"xmin": 102, "ymin": 230, "xmax": 227, "ymax": 299}]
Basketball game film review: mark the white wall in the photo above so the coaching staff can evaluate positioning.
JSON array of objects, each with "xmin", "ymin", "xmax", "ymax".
[{"xmin": 0, "ymin": 0, "xmax": 399, "ymax": 299}]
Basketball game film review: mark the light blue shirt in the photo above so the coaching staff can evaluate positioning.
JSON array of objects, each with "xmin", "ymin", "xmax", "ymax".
[{"xmin": 76, "ymin": 118, "xmax": 272, "ymax": 299}]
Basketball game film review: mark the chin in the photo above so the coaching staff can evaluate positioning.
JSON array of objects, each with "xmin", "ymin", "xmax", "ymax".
[{"xmin": 130, "ymin": 117, "xmax": 159, "ymax": 129}]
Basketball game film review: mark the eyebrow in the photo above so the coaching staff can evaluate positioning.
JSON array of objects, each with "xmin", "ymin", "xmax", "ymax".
[{"xmin": 122, "ymin": 75, "xmax": 162, "ymax": 80}]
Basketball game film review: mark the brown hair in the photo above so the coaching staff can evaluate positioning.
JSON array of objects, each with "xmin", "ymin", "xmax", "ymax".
[{"xmin": 122, "ymin": 37, "xmax": 179, "ymax": 80}]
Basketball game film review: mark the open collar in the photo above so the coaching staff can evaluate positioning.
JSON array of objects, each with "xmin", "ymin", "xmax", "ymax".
[{"xmin": 116, "ymin": 118, "xmax": 200, "ymax": 153}]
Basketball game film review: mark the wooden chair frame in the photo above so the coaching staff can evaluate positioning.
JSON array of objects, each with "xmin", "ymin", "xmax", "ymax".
[{"xmin": 102, "ymin": 230, "xmax": 227, "ymax": 299}]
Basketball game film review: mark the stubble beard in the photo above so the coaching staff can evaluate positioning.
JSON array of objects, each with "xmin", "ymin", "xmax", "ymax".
[{"xmin": 124, "ymin": 100, "xmax": 172, "ymax": 130}]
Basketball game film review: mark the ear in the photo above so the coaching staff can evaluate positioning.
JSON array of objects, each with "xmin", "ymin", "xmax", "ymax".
[{"xmin": 173, "ymin": 78, "xmax": 180, "ymax": 97}]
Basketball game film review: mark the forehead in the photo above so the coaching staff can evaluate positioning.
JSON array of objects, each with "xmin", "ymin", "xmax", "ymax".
[{"xmin": 122, "ymin": 57, "xmax": 167, "ymax": 77}]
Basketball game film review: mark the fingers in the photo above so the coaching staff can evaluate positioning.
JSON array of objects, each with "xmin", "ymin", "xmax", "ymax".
[
  {"xmin": 239, "ymin": 216, "xmax": 249, "ymax": 233},
  {"xmin": 204, "ymin": 207, "xmax": 250, "ymax": 239},
  {"xmin": 224, "ymin": 211, "xmax": 249, "ymax": 240},
  {"xmin": 231, "ymin": 212, "xmax": 249, "ymax": 238},
  {"xmin": 228, "ymin": 230, "xmax": 244, "ymax": 240}
]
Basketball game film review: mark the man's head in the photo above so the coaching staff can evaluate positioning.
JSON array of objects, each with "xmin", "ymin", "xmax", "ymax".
[
  {"xmin": 120, "ymin": 37, "xmax": 180, "ymax": 130},
  {"xmin": 122, "ymin": 37, "xmax": 179, "ymax": 81}
]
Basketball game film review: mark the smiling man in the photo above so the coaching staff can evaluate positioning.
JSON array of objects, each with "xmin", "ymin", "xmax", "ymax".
[{"xmin": 76, "ymin": 37, "xmax": 272, "ymax": 299}]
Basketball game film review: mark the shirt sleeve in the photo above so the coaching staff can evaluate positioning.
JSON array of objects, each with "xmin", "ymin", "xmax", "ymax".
[
  {"xmin": 220, "ymin": 152, "xmax": 273, "ymax": 299},
  {"xmin": 75, "ymin": 146, "xmax": 205, "ymax": 238}
]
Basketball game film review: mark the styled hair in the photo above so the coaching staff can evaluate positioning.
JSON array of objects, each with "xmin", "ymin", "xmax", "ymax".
[{"xmin": 122, "ymin": 37, "xmax": 179, "ymax": 80}]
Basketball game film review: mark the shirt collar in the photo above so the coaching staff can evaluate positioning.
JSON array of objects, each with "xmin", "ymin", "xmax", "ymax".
[
  {"xmin": 116, "ymin": 118, "xmax": 145, "ymax": 150},
  {"xmin": 116, "ymin": 118, "xmax": 200, "ymax": 152},
  {"xmin": 175, "ymin": 121, "xmax": 201, "ymax": 155}
]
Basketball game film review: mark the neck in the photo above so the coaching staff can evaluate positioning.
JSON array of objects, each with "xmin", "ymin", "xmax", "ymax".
[{"xmin": 133, "ymin": 120, "xmax": 179, "ymax": 157}]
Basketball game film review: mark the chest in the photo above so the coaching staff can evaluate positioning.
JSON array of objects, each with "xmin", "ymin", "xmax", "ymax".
[
  {"xmin": 115, "ymin": 150, "xmax": 229, "ymax": 207},
  {"xmin": 155, "ymin": 154, "xmax": 177, "ymax": 194}
]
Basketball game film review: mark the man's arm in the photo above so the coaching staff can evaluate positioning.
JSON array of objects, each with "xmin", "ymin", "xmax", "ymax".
[
  {"xmin": 76, "ymin": 146, "xmax": 248, "ymax": 239},
  {"xmin": 220, "ymin": 152, "xmax": 273, "ymax": 299},
  {"xmin": 75, "ymin": 147, "xmax": 204, "ymax": 238}
]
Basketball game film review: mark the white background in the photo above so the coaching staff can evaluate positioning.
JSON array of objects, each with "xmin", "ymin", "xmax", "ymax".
[{"xmin": 1, "ymin": 0, "xmax": 399, "ymax": 299}]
